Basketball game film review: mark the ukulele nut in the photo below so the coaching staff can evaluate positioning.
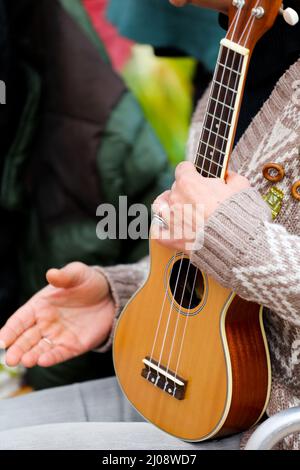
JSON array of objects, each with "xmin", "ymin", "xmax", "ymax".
[
  {"xmin": 291, "ymin": 181, "xmax": 300, "ymax": 201},
  {"xmin": 262, "ymin": 163, "xmax": 285, "ymax": 183}
]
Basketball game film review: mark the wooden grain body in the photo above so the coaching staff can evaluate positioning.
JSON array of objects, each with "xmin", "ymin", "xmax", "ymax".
[{"xmin": 114, "ymin": 240, "xmax": 271, "ymax": 441}]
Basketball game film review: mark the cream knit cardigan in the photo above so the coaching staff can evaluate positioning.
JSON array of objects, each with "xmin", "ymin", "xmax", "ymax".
[{"xmin": 99, "ymin": 58, "xmax": 300, "ymax": 450}]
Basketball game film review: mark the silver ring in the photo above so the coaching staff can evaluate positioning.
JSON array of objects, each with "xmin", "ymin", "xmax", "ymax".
[
  {"xmin": 42, "ymin": 337, "xmax": 54, "ymax": 346},
  {"xmin": 152, "ymin": 213, "xmax": 169, "ymax": 229}
]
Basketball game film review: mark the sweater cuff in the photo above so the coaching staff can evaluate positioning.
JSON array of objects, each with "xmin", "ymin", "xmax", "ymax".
[
  {"xmin": 191, "ymin": 187, "xmax": 272, "ymax": 287},
  {"xmin": 93, "ymin": 259, "xmax": 149, "ymax": 352}
]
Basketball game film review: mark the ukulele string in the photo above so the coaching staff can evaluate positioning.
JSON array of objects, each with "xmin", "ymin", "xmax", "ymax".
[
  {"xmin": 172, "ymin": 8, "xmax": 244, "ymax": 388},
  {"xmin": 170, "ymin": 5, "xmax": 259, "ymax": 388},
  {"xmin": 162, "ymin": 254, "xmax": 192, "ymax": 391},
  {"xmin": 200, "ymin": 0, "xmax": 257, "ymax": 178},
  {"xmin": 194, "ymin": 6, "xmax": 242, "ymax": 174},
  {"xmin": 204, "ymin": 0, "xmax": 255, "ymax": 177},
  {"xmin": 238, "ymin": 0, "xmax": 260, "ymax": 47},
  {"xmin": 239, "ymin": 0, "xmax": 260, "ymax": 46},
  {"xmin": 204, "ymin": 0, "xmax": 260, "ymax": 178},
  {"xmin": 159, "ymin": 6, "xmax": 243, "ymax": 390},
  {"xmin": 205, "ymin": 9, "xmax": 250, "ymax": 180},
  {"xmin": 147, "ymin": 1, "xmax": 256, "ymax": 388},
  {"xmin": 146, "ymin": 247, "xmax": 179, "ymax": 381},
  {"xmin": 163, "ymin": 41, "xmax": 239, "ymax": 389},
  {"xmin": 157, "ymin": 42, "xmax": 233, "ymax": 387},
  {"xmin": 154, "ymin": 251, "xmax": 186, "ymax": 382}
]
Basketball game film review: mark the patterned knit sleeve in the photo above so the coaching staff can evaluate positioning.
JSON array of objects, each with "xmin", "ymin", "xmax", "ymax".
[
  {"xmin": 93, "ymin": 258, "xmax": 149, "ymax": 352},
  {"xmin": 191, "ymin": 187, "xmax": 300, "ymax": 327}
]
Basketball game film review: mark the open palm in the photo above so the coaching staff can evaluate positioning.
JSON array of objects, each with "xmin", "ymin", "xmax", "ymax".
[{"xmin": 0, "ymin": 263, "xmax": 115, "ymax": 368}]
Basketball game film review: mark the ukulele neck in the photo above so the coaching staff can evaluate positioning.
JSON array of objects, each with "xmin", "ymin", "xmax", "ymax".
[{"xmin": 194, "ymin": 38, "xmax": 250, "ymax": 180}]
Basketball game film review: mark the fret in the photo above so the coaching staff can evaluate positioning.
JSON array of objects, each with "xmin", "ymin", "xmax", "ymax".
[
  {"xmin": 202, "ymin": 127, "xmax": 228, "ymax": 156},
  {"xmin": 213, "ymin": 80, "xmax": 238, "ymax": 95},
  {"xmin": 196, "ymin": 143, "xmax": 225, "ymax": 172},
  {"xmin": 216, "ymin": 61, "xmax": 242, "ymax": 75},
  {"xmin": 203, "ymin": 127, "xmax": 228, "ymax": 142},
  {"xmin": 194, "ymin": 166, "xmax": 222, "ymax": 179},
  {"xmin": 200, "ymin": 169, "xmax": 221, "ymax": 179},
  {"xmin": 219, "ymin": 45, "xmax": 243, "ymax": 70},
  {"xmin": 217, "ymin": 61, "xmax": 241, "ymax": 76},
  {"xmin": 207, "ymin": 113, "xmax": 232, "ymax": 128},
  {"xmin": 215, "ymin": 59, "xmax": 243, "ymax": 90},
  {"xmin": 208, "ymin": 98, "xmax": 234, "ymax": 125},
  {"xmin": 201, "ymin": 142, "xmax": 226, "ymax": 156},
  {"xmin": 209, "ymin": 97, "xmax": 235, "ymax": 112},
  {"xmin": 216, "ymin": 62, "xmax": 241, "ymax": 85},
  {"xmin": 196, "ymin": 156, "xmax": 223, "ymax": 169},
  {"xmin": 213, "ymin": 83, "xmax": 237, "ymax": 107},
  {"xmin": 204, "ymin": 117, "xmax": 231, "ymax": 149},
  {"xmin": 194, "ymin": 45, "xmax": 246, "ymax": 179},
  {"xmin": 218, "ymin": 62, "xmax": 241, "ymax": 76}
]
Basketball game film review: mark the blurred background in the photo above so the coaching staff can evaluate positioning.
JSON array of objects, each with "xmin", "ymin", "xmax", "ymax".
[
  {"xmin": 123, "ymin": 47, "xmax": 195, "ymax": 166},
  {"xmin": 85, "ymin": 0, "xmax": 222, "ymax": 165}
]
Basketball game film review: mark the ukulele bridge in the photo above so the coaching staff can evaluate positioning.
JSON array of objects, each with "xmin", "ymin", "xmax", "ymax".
[{"xmin": 141, "ymin": 357, "xmax": 187, "ymax": 400}]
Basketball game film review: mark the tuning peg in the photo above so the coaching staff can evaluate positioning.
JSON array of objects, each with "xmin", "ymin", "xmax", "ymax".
[{"xmin": 279, "ymin": 5, "xmax": 299, "ymax": 26}]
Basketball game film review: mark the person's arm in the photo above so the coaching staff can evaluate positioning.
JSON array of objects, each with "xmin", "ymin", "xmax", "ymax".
[
  {"xmin": 0, "ymin": 258, "xmax": 150, "ymax": 366},
  {"xmin": 154, "ymin": 161, "xmax": 300, "ymax": 327},
  {"xmin": 0, "ymin": 263, "xmax": 116, "ymax": 367},
  {"xmin": 191, "ymin": 188, "xmax": 300, "ymax": 327},
  {"xmin": 94, "ymin": 258, "xmax": 149, "ymax": 352},
  {"xmin": 95, "ymin": 258, "xmax": 149, "ymax": 316}
]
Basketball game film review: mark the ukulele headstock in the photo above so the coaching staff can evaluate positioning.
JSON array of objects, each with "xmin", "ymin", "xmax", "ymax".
[{"xmin": 227, "ymin": 0, "xmax": 283, "ymax": 51}]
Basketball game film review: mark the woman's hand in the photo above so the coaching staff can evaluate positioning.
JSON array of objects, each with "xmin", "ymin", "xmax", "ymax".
[
  {"xmin": 152, "ymin": 161, "xmax": 250, "ymax": 252},
  {"xmin": 0, "ymin": 263, "xmax": 114, "ymax": 368},
  {"xmin": 169, "ymin": 0, "xmax": 230, "ymax": 14}
]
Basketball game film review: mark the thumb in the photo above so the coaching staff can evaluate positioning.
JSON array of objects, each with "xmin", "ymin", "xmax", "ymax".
[{"xmin": 46, "ymin": 262, "xmax": 89, "ymax": 289}]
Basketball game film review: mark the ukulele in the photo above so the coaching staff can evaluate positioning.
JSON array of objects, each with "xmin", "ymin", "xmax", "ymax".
[{"xmin": 114, "ymin": 0, "xmax": 284, "ymax": 441}]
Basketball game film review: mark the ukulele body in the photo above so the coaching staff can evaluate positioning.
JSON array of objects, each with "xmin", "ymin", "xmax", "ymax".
[
  {"xmin": 113, "ymin": 0, "xmax": 285, "ymax": 441},
  {"xmin": 113, "ymin": 238, "xmax": 271, "ymax": 441}
]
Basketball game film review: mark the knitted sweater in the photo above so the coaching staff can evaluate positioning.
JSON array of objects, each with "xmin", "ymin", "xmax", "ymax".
[{"xmin": 99, "ymin": 58, "xmax": 300, "ymax": 450}]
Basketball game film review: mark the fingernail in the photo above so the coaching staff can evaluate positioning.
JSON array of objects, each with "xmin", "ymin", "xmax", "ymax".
[{"xmin": 0, "ymin": 340, "xmax": 6, "ymax": 350}]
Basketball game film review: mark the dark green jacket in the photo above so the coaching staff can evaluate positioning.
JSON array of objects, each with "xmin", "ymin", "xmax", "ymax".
[{"xmin": 1, "ymin": 0, "xmax": 173, "ymax": 301}]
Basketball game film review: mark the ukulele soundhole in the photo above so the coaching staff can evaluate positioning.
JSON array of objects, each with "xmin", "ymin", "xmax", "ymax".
[{"xmin": 169, "ymin": 258, "xmax": 205, "ymax": 311}]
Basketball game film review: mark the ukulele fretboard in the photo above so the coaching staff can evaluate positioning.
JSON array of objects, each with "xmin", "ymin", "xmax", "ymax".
[{"xmin": 195, "ymin": 41, "xmax": 249, "ymax": 179}]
